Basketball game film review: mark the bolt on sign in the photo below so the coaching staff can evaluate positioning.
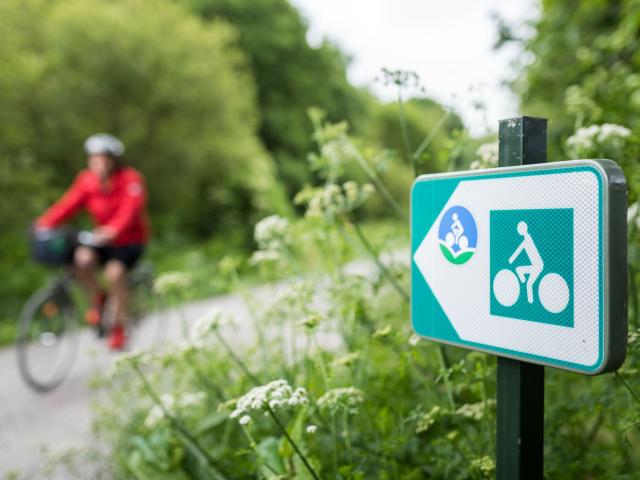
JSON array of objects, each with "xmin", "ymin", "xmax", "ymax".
[{"xmin": 411, "ymin": 160, "xmax": 628, "ymax": 374}]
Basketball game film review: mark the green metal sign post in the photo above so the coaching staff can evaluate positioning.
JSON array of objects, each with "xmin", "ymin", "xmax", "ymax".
[{"xmin": 496, "ymin": 116, "xmax": 547, "ymax": 480}]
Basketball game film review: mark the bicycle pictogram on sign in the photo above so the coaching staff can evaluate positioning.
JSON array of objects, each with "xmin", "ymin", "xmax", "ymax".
[{"xmin": 490, "ymin": 209, "xmax": 574, "ymax": 327}]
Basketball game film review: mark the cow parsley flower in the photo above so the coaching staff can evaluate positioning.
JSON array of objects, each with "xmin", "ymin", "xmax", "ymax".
[
  {"xmin": 472, "ymin": 142, "xmax": 499, "ymax": 169},
  {"xmin": 295, "ymin": 182, "xmax": 374, "ymax": 219},
  {"xmin": 144, "ymin": 404, "xmax": 165, "ymax": 429},
  {"xmin": 416, "ymin": 405, "xmax": 441, "ymax": 433},
  {"xmin": 254, "ymin": 215, "xmax": 290, "ymax": 250},
  {"xmin": 226, "ymin": 379, "xmax": 308, "ymax": 424},
  {"xmin": 306, "ymin": 424, "xmax": 318, "ymax": 434},
  {"xmin": 628, "ymin": 202, "xmax": 640, "ymax": 230},
  {"xmin": 143, "ymin": 394, "xmax": 174, "ymax": 428},
  {"xmin": 249, "ymin": 249, "xmax": 282, "ymax": 265},
  {"xmin": 190, "ymin": 307, "xmax": 233, "ymax": 341},
  {"xmin": 566, "ymin": 123, "xmax": 631, "ymax": 158},
  {"xmin": 153, "ymin": 271, "xmax": 192, "ymax": 295},
  {"xmin": 317, "ymin": 387, "xmax": 365, "ymax": 415},
  {"xmin": 109, "ymin": 349, "xmax": 148, "ymax": 377},
  {"xmin": 455, "ymin": 400, "xmax": 495, "ymax": 421}
]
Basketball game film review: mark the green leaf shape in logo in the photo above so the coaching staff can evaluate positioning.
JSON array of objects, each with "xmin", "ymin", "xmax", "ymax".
[{"xmin": 439, "ymin": 243, "xmax": 474, "ymax": 265}]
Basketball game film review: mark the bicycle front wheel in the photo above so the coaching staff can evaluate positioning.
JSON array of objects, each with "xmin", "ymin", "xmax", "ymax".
[{"xmin": 16, "ymin": 284, "xmax": 79, "ymax": 392}]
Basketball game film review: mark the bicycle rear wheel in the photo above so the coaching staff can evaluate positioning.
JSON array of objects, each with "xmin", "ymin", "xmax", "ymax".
[{"xmin": 16, "ymin": 283, "xmax": 79, "ymax": 392}]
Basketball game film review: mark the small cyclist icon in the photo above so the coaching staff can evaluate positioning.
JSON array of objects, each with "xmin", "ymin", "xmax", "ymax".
[
  {"xmin": 446, "ymin": 213, "xmax": 469, "ymax": 250},
  {"xmin": 509, "ymin": 221, "xmax": 543, "ymax": 304},
  {"xmin": 492, "ymin": 220, "xmax": 570, "ymax": 314},
  {"xmin": 451, "ymin": 213, "xmax": 464, "ymax": 245}
]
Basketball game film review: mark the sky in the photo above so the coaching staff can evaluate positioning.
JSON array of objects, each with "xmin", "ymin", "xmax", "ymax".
[{"xmin": 289, "ymin": 0, "xmax": 538, "ymax": 136}]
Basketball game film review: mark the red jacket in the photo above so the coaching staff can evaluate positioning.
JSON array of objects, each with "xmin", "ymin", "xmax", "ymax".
[{"xmin": 37, "ymin": 167, "xmax": 150, "ymax": 246}]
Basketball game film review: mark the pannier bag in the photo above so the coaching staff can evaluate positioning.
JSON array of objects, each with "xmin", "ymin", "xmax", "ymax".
[{"xmin": 31, "ymin": 228, "xmax": 76, "ymax": 266}]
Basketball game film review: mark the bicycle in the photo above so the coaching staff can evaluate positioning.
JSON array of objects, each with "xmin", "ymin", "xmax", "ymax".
[
  {"xmin": 492, "ymin": 267, "xmax": 570, "ymax": 314},
  {"xmin": 16, "ymin": 228, "xmax": 163, "ymax": 392}
]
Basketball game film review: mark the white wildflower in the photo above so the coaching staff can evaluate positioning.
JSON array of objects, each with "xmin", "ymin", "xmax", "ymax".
[
  {"xmin": 153, "ymin": 272, "xmax": 191, "ymax": 295},
  {"xmin": 190, "ymin": 307, "xmax": 233, "ymax": 343},
  {"xmin": 416, "ymin": 405, "xmax": 441, "ymax": 433},
  {"xmin": 239, "ymin": 415, "xmax": 251, "ymax": 426},
  {"xmin": 143, "ymin": 394, "xmax": 175, "ymax": 428},
  {"xmin": 295, "ymin": 182, "xmax": 373, "ymax": 219},
  {"xmin": 474, "ymin": 142, "xmax": 499, "ymax": 169},
  {"xmin": 455, "ymin": 401, "xmax": 495, "ymax": 421},
  {"xmin": 408, "ymin": 334, "xmax": 421, "ymax": 347},
  {"xmin": 597, "ymin": 123, "xmax": 631, "ymax": 142},
  {"xmin": 317, "ymin": 387, "xmax": 365, "ymax": 415},
  {"xmin": 225, "ymin": 379, "xmax": 309, "ymax": 425},
  {"xmin": 144, "ymin": 405, "xmax": 165, "ymax": 429},
  {"xmin": 109, "ymin": 349, "xmax": 147, "ymax": 377},
  {"xmin": 343, "ymin": 181, "xmax": 359, "ymax": 203},
  {"xmin": 628, "ymin": 202, "xmax": 640, "ymax": 230},
  {"xmin": 567, "ymin": 123, "xmax": 631, "ymax": 158},
  {"xmin": 254, "ymin": 215, "xmax": 290, "ymax": 250},
  {"xmin": 628, "ymin": 202, "xmax": 639, "ymax": 223},
  {"xmin": 249, "ymin": 249, "xmax": 282, "ymax": 265},
  {"xmin": 306, "ymin": 424, "xmax": 318, "ymax": 434},
  {"xmin": 218, "ymin": 255, "xmax": 242, "ymax": 276}
]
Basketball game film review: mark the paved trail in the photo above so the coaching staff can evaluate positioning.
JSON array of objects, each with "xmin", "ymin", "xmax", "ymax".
[{"xmin": 0, "ymin": 255, "xmax": 401, "ymax": 479}]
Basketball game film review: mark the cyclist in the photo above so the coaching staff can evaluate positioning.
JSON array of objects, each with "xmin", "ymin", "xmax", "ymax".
[
  {"xmin": 35, "ymin": 134, "xmax": 150, "ymax": 350},
  {"xmin": 451, "ymin": 213, "xmax": 464, "ymax": 246},
  {"xmin": 508, "ymin": 221, "xmax": 544, "ymax": 304}
]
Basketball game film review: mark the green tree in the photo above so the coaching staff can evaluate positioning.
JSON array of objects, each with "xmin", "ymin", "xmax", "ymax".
[
  {"xmin": 0, "ymin": 0, "xmax": 287, "ymax": 238},
  {"xmin": 503, "ymin": 0, "xmax": 640, "ymax": 173},
  {"xmin": 0, "ymin": 0, "xmax": 290, "ymax": 324},
  {"xmin": 180, "ymin": 0, "xmax": 370, "ymax": 196}
]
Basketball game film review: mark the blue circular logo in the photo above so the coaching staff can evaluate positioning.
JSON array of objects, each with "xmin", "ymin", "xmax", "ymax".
[{"xmin": 438, "ymin": 206, "xmax": 477, "ymax": 264}]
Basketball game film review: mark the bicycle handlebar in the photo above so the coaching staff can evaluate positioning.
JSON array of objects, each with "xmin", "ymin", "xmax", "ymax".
[{"xmin": 32, "ymin": 227, "xmax": 105, "ymax": 248}]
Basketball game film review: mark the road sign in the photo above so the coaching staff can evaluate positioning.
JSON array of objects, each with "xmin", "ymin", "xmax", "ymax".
[{"xmin": 411, "ymin": 159, "xmax": 627, "ymax": 374}]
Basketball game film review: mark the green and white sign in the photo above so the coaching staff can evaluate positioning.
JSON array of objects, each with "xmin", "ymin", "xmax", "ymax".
[{"xmin": 411, "ymin": 160, "xmax": 628, "ymax": 375}]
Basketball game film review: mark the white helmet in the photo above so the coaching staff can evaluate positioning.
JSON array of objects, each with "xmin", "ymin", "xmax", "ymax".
[{"xmin": 84, "ymin": 133, "xmax": 125, "ymax": 157}]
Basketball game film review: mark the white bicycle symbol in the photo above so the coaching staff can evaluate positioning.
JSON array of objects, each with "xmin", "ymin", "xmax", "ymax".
[{"xmin": 492, "ymin": 221, "xmax": 570, "ymax": 314}]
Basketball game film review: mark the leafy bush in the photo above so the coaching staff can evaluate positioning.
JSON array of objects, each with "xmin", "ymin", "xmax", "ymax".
[
  {"xmin": 180, "ymin": 0, "xmax": 370, "ymax": 197},
  {"xmin": 0, "ymin": 0, "xmax": 287, "ymax": 238},
  {"xmin": 502, "ymin": 0, "xmax": 640, "ymax": 198}
]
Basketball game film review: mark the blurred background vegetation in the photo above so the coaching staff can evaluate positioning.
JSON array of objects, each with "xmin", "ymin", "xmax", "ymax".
[
  {"xmin": 1, "ymin": 0, "xmax": 640, "ymax": 343},
  {"xmin": 0, "ymin": 0, "xmax": 470, "ymax": 339}
]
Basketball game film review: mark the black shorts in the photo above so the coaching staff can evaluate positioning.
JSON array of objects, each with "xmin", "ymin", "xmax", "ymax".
[{"xmin": 91, "ymin": 244, "xmax": 145, "ymax": 270}]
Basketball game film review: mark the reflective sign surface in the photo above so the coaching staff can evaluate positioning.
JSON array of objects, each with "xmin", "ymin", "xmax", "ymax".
[{"xmin": 411, "ymin": 160, "xmax": 627, "ymax": 374}]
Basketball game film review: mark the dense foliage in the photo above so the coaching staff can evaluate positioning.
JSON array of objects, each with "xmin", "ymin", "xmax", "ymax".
[
  {"xmin": 0, "ymin": 0, "xmax": 467, "ymax": 334},
  {"xmin": 0, "ymin": 0, "xmax": 287, "ymax": 236},
  {"xmin": 179, "ymin": 0, "xmax": 371, "ymax": 196},
  {"xmin": 502, "ymin": 0, "xmax": 640, "ymax": 196}
]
